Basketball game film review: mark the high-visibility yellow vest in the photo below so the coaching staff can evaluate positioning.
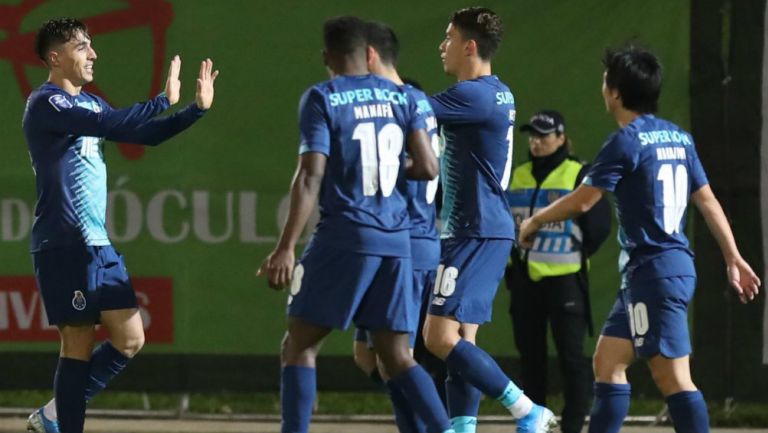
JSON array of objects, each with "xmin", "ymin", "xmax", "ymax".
[{"xmin": 507, "ymin": 159, "xmax": 584, "ymax": 282}]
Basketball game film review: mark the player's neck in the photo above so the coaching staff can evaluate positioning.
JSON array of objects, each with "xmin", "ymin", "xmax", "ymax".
[
  {"xmin": 335, "ymin": 55, "xmax": 370, "ymax": 77},
  {"xmin": 377, "ymin": 66, "xmax": 403, "ymax": 85},
  {"xmin": 48, "ymin": 73, "xmax": 82, "ymax": 96},
  {"xmin": 612, "ymin": 107, "xmax": 640, "ymax": 127},
  {"xmin": 456, "ymin": 59, "xmax": 491, "ymax": 82}
]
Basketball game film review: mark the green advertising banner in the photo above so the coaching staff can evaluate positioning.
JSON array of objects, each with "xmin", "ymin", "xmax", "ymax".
[{"xmin": 0, "ymin": 0, "xmax": 689, "ymax": 355}]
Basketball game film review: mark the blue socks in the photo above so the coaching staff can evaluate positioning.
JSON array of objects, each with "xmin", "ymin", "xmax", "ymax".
[
  {"xmin": 588, "ymin": 382, "xmax": 631, "ymax": 433},
  {"xmin": 84, "ymin": 342, "xmax": 130, "ymax": 401},
  {"xmin": 54, "ymin": 357, "xmax": 90, "ymax": 433},
  {"xmin": 446, "ymin": 371, "xmax": 481, "ymax": 433},
  {"xmin": 666, "ymin": 390, "xmax": 710, "ymax": 433},
  {"xmin": 390, "ymin": 365, "xmax": 453, "ymax": 433},
  {"xmin": 281, "ymin": 366, "xmax": 316, "ymax": 433},
  {"xmin": 387, "ymin": 380, "xmax": 426, "ymax": 433},
  {"xmin": 444, "ymin": 339, "xmax": 514, "ymax": 400}
]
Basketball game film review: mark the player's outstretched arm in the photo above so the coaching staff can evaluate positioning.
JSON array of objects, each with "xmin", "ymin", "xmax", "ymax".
[
  {"xmin": 405, "ymin": 129, "xmax": 439, "ymax": 180},
  {"xmin": 195, "ymin": 58, "xmax": 219, "ymax": 110},
  {"xmin": 691, "ymin": 185, "xmax": 761, "ymax": 303},
  {"xmin": 257, "ymin": 152, "xmax": 327, "ymax": 290},
  {"xmin": 518, "ymin": 184, "xmax": 604, "ymax": 248}
]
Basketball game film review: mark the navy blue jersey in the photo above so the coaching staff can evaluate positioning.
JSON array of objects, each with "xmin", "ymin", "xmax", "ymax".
[
  {"xmin": 401, "ymin": 84, "xmax": 440, "ymax": 269},
  {"xmin": 298, "ymin": 74, "xmax": 426, "ymax": 257},
  {"xmin": 584, "ymin": 114, "xmax": 709, "ymax": 280},
  {"xmin": 22, "ymin": 82, "xmax": 205, "ymax": 252},
  {"xmin": 429, "ymin": 75, "xmax": 516, "ymax": 240}
]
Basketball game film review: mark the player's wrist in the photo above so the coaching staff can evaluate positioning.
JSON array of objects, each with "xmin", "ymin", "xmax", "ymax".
[{"xmin": 530, "ymin": 213, "xmax": 545, "ymax": 228}]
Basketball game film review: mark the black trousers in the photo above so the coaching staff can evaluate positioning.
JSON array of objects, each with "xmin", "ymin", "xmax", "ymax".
[{"xmin": 506, "ymin": 268, "xmax": 592, "ymax": 433}]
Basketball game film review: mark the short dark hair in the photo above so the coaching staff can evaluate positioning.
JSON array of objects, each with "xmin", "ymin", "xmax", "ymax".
[
  {"xmin": 450, "ymin": 7, "xmax": 503, "ymax": 60},
  {"xmin": 366, "ymin": 21, "xmax": 399, "ymax": 66},
  {"xmin": 602, "ymin": 45, "xmax": 663, "ymax": 114},
  {"xmin": 323, "ymin": 16, "xmax": 368, "ymax": 57},
  {"xmin": 35, "ymin": 18, "xmax": 89, "ymax": 63}
]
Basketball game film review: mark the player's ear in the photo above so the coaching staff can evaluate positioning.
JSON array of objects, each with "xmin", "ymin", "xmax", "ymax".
[
  {"xmin": 47, "ymin": 51, "xmax": 59, "ymax": 67},
  {"xmin": 465, "ymin": 39, "xmax": 478, "ymax": 57},
  {"xmin": 366, "ymin": 45, "xmax": 376, "ymax": 67}
]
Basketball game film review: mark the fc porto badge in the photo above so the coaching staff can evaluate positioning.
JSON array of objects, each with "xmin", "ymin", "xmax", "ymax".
[{"xmin": 72, "ymin": 290, "xmax": 87, "ymax": 311}]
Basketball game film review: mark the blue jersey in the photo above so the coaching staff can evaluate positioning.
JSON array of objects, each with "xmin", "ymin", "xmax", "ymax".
[
  {"xmin": 299, "ymin": 74, "xmax": 426, "ymax": 257},
  {"xmin": 22, "ymin": 82, "xmax": 205, "ymax": 252},
  {"xmin": 402, "ymin": 84, "xmax": 440, "ymax": 270},
  {"xmin": 584, "ymin": 114, "xmax": 709, "ymax": 281},
  {"xmin": 429, "ymin": 75, "xmax": 516, "ymax": 240}
]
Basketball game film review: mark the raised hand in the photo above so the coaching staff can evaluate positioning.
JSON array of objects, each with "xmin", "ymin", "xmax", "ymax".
[
  {"xmin": 164, "ymin": 55, "xmax": 181, "ymax": 105},
  {"xmin": 727, "ymin": 256, "xmax": 761, "ymax": 303},
  {"xmin": 195, "ymin": 58, "xmax": 219, "ymax": 110}
]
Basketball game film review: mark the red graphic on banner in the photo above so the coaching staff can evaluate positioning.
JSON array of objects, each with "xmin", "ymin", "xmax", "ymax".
[
  {"xmin": 0, "ymin": 276, "xmax": 174, "ymax": 343},
  {"xmin": 0, "ymin": 0, "xmax": 174, "ymax": 160}
]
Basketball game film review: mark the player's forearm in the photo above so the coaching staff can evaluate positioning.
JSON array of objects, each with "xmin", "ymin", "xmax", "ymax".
[
  {"xmin": 110, "ymin": 93, "xmax": 171, "ymax": 123},
  {"xmin": 106, "ymin": 103, "xmax": 206, "ymax": 146},
  {"xmin": 693, "ymin": 189, "xmax": 742, "ymax": 262},
  {"xmin": 532, "ymin": 193, "xmax": 589, "ymax": 226},
  {"xmin": 275, "ymin": 170, "xmax": 321, "ymax": 251}
]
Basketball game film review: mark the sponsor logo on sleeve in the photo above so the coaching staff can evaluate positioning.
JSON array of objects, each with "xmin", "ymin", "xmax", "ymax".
[{"xmin": 48, "ymin": 94, "xmax": 73, "ymax": 112}]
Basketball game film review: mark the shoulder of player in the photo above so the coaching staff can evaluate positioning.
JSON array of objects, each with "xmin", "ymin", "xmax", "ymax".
[{"xmin": 27, "ymin": 85, "xmax": 74, "ymax": 114}]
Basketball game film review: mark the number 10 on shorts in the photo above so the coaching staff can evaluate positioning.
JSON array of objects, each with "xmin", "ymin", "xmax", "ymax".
[{"xmin": 627, "ymin": 302, "xmax": 649, "ymax": 339}]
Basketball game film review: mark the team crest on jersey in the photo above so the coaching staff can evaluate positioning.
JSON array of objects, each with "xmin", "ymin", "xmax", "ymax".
[
  {"xmin": 547, "ymin": 191, "xmax": 561, "ymax": 202},
  {"xmin": 48, "ymin": 94, "xmax": 73, "ymax": 111},
  {"xmin": 72, "ymin": 290, "xmax": 87, "ymax": 311}
]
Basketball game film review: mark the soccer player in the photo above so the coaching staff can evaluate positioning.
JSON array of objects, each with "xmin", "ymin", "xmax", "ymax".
[
  {"xmin": 351, "ymin": 21, "xmax": 442, "ymax": 433},
  {"xmin": 518, "ymin": 45, "xmax": 761, "ymax": 433},
  {"xmin": 23, "ymin": 18, "xmax": 218, "ymax": 433},
  {"xmin": 421, "ymin": 7, "xmax": 556, "ymax": 433},
  {"xmin": 257, "ymin": 16, "xmax": 453, "ymax": 433}
]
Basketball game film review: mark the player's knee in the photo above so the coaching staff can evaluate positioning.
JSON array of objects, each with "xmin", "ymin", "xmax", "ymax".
[
  {"xmin": 649, "ymin": 366, "xmax": 694, "ymax": 396},
  {"xmin": 377, "ymin": 350, "xmax": 414, "ymax": 378},
  {"xmin": 115, "ymin": 333, "xmax": 144, "ymax": 358},
  {"xmin": 423, "ymin": 331, "xmax": 455, "ymax": 360},
  {"xmin": 353, "ymin": 345, "xmax": 376, "ymax": 374},
  {"xmin": 592, "ymin": 351, "xmax": 626, "ymax": 383}
]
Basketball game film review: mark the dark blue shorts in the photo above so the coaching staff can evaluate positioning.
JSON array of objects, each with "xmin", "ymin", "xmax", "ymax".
[
  {"xmin": 288, "ymin": 241, "xmax": 416, "ymax": 333},
  {"xmin": 602, "ymin": 276, "xmax": 696, "ymax": 359},
  {"xmin": 354, "ymin": 268, "xmax": 437, "ymax": 347},
  {"xmin": 428, "ymin": 238, "xmax": 513, "ymax": 324},
  {"xmin": 33, "ymin": 245, "xmax": 137, "ymax": 326}
]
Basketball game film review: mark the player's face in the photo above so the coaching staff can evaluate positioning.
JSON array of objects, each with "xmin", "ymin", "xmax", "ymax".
[
  {"xmin": 439, "ymin": 23, "xmax": 463, "ymax": 75},
  {"xmin": 528, "ymin": 132, "xmax": 565, "ymax": 157},
  {"xmin": 54, "ymin": 30, "xmax": 97, "ymax": 86}
]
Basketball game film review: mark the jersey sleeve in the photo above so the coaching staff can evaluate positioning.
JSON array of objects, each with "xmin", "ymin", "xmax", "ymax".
[
  {"xmin": 582, "ymin": 131, "xmax": 639, "ymax": 192},
  {"xmin": 405, "ymin": 93, "xmax": 427, "ymax": 134},
  {"xmin": 31, "ymin": 91, "xmax": 205, "ymax": 145},
  {"xmin": 428, "ymin": 82, "xmax": 492, "ymax": 124},
  {"xmin": 688, "ymin": 145, "xmax": 709, "ymax": 192},
  {"xmin": 298, "ymin": 87, "xmax": 331, "ymax": 155}
]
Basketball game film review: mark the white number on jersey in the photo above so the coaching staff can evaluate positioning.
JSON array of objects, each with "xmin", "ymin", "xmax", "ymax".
[
  {"xmin": 500, "ymin": 126, "xmax": 514, "ymax": 188},
  {"xmin": 657, "ymin": 163, "xmax": 688, "ymax": 234},
  {"xmin": 353, "ymin": 122, "xmax": 404, "ymax": 197},
  {"xmin": 425, "ymin": 133, "xmax": 441, "ymax": 204},
  {"xmin": 433, "ymin": 264, "xmax": 459, "ymax": 297}
]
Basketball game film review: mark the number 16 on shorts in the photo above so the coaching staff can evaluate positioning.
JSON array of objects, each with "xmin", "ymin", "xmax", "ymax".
[{"xmin": 433, "ymin": 264, "xmax": 459, "ymax": 298}]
